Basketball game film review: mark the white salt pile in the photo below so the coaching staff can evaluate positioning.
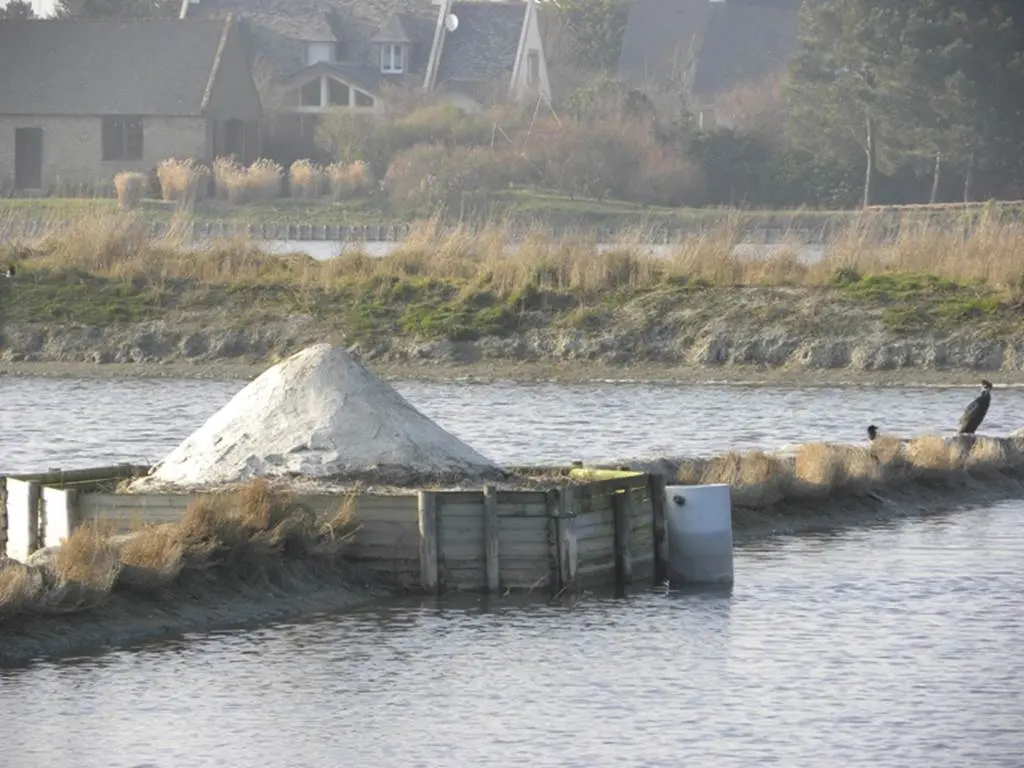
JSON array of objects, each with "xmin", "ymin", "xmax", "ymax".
[{"xmin": 129, "ymin": 343, "xmax": 505, "ymax": 490}]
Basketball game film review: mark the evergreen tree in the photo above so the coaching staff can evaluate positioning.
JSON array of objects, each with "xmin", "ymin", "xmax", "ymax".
[
  {"xmin": 0, "ymin": 0, "xmax": 36, "ymax": 19},
  {"xmin": 784, "ymin": 0, "xmax": 910, "ymax": 207}
]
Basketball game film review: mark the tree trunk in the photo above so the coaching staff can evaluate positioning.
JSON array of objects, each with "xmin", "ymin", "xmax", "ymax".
[
  {"xmin": 929, "ymin": 152, "xmax": 942, "ymax": 204},
  {"xmin": 963, "ymin": 151, "xmax": 975, "ymax": 203},
  {"xmin": 862, "ymin": 116, "xmax": 876, "ymax": 208}
]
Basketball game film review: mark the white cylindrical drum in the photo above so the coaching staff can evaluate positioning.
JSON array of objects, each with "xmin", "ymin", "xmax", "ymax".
[{"xmin": 664, "ymin": 483, "xmax": 734, "ymax": 584}]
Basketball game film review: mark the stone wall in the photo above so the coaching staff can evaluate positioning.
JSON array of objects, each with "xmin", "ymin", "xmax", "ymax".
[{"xmin": 0, "ymin": 116, "xmax": 208, "ymax": 191}]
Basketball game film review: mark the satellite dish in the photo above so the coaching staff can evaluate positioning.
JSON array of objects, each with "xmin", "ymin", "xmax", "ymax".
[{"xmin": 444, "ymin": 13, "xmax": 459, "ymax": 32}]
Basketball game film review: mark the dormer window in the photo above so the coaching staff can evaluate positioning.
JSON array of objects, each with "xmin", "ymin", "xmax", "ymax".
[
  {"xmin": 381, "ymin": 43, "xmax": 405, "ymax": 74},
  {"xmin": 306, "ymin": 41, "xmax": 336, "ymax": 67}
]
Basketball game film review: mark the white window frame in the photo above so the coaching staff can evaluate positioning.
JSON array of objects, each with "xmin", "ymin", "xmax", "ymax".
[{"xmin": 381, "ymin": 43, "xmax": 405, "ymax": 74}]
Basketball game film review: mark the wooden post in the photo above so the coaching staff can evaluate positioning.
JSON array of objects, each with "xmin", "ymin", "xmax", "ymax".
[
  {"xmin": 483, "ymin": 484, "xmax": 500, "ymax": 594},
  {"xmin": 26, "ymin": 481, "xmax": 40, "ymax": 556},
  {"xmin": 557, "ymin": 486, "xmax": 577, "ymax": 589},
  {"xmin": 612, "ymin": 490, "xmax": 634, "ymax": 585},
  {"xmin": 417, "ymin": 491, "xmax": 438, "ymax": 594},
  {"xmin": 648, "ymin": 473, "xmax": 668, "ymax": 582}
]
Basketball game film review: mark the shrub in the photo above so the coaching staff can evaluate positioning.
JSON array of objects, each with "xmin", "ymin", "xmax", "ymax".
[
  {"xmin": 247, "ymin": 158, "xmax": 284, "ymax": 201},
  {"xmin": 213, "ymin": 156, "xmax": 246, "ymax": 203},
  {"xmin": 289, "ymin": 159, "xmax": 326, "ymax": 200},
  {"xmin": 383, "ymin": 143, "xmax": 527, "ymax": 209},
  {"xmin": 326, "ymin": 160, "xmax": 374, "ymax": 201},
  {"xmin": 213, "ymin": 157, "xmax": 283, "ymax": 204},
  {"xmin": 113, "ymin": 171, "xmax": 148, "ymax": 210},
  {"xmin": 157, "ymin": 157, "xmax": 211, "ymax": 204}
]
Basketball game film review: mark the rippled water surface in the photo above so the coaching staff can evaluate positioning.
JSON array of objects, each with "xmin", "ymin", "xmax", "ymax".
[
  {"xmin": 1, "ymin": 377, "xmax": 1023, "ymax": 767},
  {"xmin": 3, "ymin": 376, "xmax": 1024, "ymax": 474}
]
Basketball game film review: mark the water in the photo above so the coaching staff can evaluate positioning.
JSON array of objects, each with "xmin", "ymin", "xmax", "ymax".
[
  {"xmin": 1, "ymin": 377, "xmax": 1021, "ymax": 475},
  {"xmin": 1, "ymin": 377, "xmax": 1023, "ymax": 766},
  {"xmin": 257, "ymin": 239, "xmax": 828, "ymax": 263}
]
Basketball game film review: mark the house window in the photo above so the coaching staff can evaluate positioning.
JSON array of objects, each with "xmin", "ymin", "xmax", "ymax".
[
  {"xmin": 380, "ymin": 43, "xmax": 405, "ymax": 74},
  {"xmin": 354, "ymin": 90, "xmax": 374, "ymax": 108},
  {"xmin": 527, "ymin": 50, "xmax": 540, "ymax": 86},
  {"xmin": 101, "ymin": 116, "xmax": 143, "ymax": 161},
  {"xmin": 306, "ymin": 41, "xmax": 335, "ymax": 67},
  {"xmin": 300, "ymin": 79, "xmax": 322, "ymax": 107},
  {"xmin": 328, "ymin": 79, "xmax": 350, "ymax": 106}
]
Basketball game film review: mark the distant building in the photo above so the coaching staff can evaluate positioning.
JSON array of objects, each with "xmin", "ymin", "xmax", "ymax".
[
  {"xmin": 178, "ymin": 0, "xmax": 552, "ymax": 153},
  {"xmin": 0, "ymin": 17, "xmax": 263, "ymax": 193},
  {"xmin": 617, "ymin": 0, "xmax": 801, "ymax": 126}
]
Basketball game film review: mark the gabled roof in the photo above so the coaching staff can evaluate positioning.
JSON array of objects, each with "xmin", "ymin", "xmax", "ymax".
[
  {"xmin": 617, "ymin": 0, "xmax": 800, "ymax": 105},
  {"xmin": 282, "ymin": 60, "xmax": 383, "ymax": 96},
  {"xmin": 435, "ymin": 1, "xmax": 527, "ymax": 85},
  {"xmin": 0, "ymin": 18, "xmax": 235, "ymax": 116},
  {"xmin": 371, "ymin": 12, "xmax": 418, "ymax": 43},
  {"xmin": 181, "ymin": 0, "xmax": 435, "ymax": 75}
]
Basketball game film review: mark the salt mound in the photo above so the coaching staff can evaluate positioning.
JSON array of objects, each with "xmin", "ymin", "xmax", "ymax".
[{"xmin": 130, "ymin": 343, "xmax": 505, "ymax": 490}]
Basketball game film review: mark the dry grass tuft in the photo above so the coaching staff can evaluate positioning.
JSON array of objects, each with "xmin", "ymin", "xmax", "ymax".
[
  {"xmin": 157, "ymin": 158, "xmax": 211, "ymax": 204},
  {"xmin": 675, "ymin": 432, "xmax": 1024, "ymax": 513},
  {"xmin": 0, "ymin": 479, "xmax": 369, "ymax": 623},
  {"xmin": 326, "ymin": 160, "xmax": 373, "ymax": 201},
  {"xmin": 0, "ymin": 562, "xmax": 42, "ymax": 620},
  {"xmin": 54, "ymin": 521, "xmax": 122, "ymax": 589},
  {"xmin": 113, "ymin": 171, "xmax": 148, "ymax": 210},
  {"xmin": 289, "ymin": 159, "xmax": 326, "ymax": 200},
  {"xmin": 794, "ymin": 442, "xmax": 879, "ymax": 488}
]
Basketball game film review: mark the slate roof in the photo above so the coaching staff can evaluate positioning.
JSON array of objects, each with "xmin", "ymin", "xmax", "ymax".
[
  {"xmin": 617, "ymin": 0, "xmax": 799, "ymax": 105},
  {"xmin": 181, "ymin": 0, "xmax": 435, "ymax": 78},
  {"xmin": 435, "ymin": 1, "xmax": 526, "ymax": 85},
  {"xmin": 618, "ymin": 0, "xmax": 709, "ymax": 90},
  {"xmin": 692, "ymin": 0, "xmax": 800, "ymax": 99},
  {"xmin": 0, "ymin": 18, "xmax": 233, "ymax": 116}
]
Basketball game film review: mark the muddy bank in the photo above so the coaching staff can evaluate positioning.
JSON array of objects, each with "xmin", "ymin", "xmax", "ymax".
[
  {"xmin": 4, "ymin": 319, "xmax": 1024, "ymax": 384},
  {"xmin": 0, "ymin": 561, "xmax": 379, "ymax": 668}
]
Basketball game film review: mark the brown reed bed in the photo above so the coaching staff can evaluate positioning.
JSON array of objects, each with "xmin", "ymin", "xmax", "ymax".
[
  {"xmin": 5, "ymin": 208, "xmax": 1024, "ymax": 299},
  {"xmin": 671, "ymin": 433, "xmax": 1024, "ymax": 532},
  {"xmin": 0, "ymin": 479, "xmax": 361, "ymax": 626}
]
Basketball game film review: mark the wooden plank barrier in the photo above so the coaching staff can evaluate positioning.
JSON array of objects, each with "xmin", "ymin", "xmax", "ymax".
[{"xmin": 4, "ymin": 467, "xmax": 664, "ymax": 593}]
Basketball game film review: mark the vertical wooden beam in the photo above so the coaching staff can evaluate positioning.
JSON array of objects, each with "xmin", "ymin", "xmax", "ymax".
[
  {"xmin": 483, "ymin": 484, "xmax": 500, "ymax": 594},
  {"xmin": 648, "ymin": 473, "xmax": 668, "ymax": 583},
  {"xmin": 417, "ymin": 490, "xmax": 438, "ymax": 594},
  {"xmin": 557, "ymin": 486, "xmax": 577, "ymax": 589},
  {"xmin": 612, "ymin": 490, "xmax": 634, "ymax": 586},
  {"xmin": 26, "ymin": 481, "xmax": 41, "ymax": 556}
]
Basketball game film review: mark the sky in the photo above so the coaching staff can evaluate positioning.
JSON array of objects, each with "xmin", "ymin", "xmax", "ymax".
[{"xmin": 32, "ymin": 0, "xmax": 57, "ymax": 16}]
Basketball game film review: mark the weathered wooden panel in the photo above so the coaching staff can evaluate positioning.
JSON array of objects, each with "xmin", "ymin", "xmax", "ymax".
[
  {"xmin": 577, "ymin": 534, "xmax": 615, "ymax": 557},
  {"xmin": 437, "ymin": 502, "xmax": 485, "ymax": 519},
  {"xmin": 495, "ymin": 491, "xmax": 549, "ymax": 506},
  {"xmin": 434, "ymin": 491, "xmax": 484, "ymax": 505}
]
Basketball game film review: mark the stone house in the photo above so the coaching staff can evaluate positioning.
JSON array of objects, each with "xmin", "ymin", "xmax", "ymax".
[
  {"xmin": 617, "ymin": 0, "xmax": 801, "ymax": 126},
  {"xmin": 0, "ymin": 17, "xmax": 263, "ymax": 193},
  {"xmin": 178, "ymin": 0, "xmax": 552, "ymax": 157}
]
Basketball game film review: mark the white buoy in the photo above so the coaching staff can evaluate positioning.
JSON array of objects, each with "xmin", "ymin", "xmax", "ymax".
[{"xmin": 664, "ymin": 484, "xmax": 734, "ymax": 584}]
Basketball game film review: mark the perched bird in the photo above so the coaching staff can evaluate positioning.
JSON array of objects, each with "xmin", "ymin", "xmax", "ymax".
[
  {"xmin": 957, "ymin": 380, "xmax": 993, "ymax": 435},
  {"xmin": 867, "ymin": 424, "xmax": 879, "ymax": 442},
  {"xmin": 4, "ymin": 265, "xmax": 13, "ymax": 278}
]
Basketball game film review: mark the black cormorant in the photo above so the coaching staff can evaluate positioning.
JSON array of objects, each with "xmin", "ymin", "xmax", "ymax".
[
  {"xmin": 957, "ymin": 380, "xmax": 993, "ymax": 434},
  {"xmin": 867, "ymin": 425, "xmax": 878, "ymax": 441}
]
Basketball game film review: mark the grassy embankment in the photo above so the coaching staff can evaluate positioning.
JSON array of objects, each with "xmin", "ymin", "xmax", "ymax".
[
  {"xmin": 3, "ymin": 434, "xmax": 1024, "ymax": 658},
  {"xmin": 5, "ymin": 192, "xmax": 1024, "ymax": 233},
  {"xmin": 2, "ymin": 207, "xmax": 1024, "ymax": 351}
]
